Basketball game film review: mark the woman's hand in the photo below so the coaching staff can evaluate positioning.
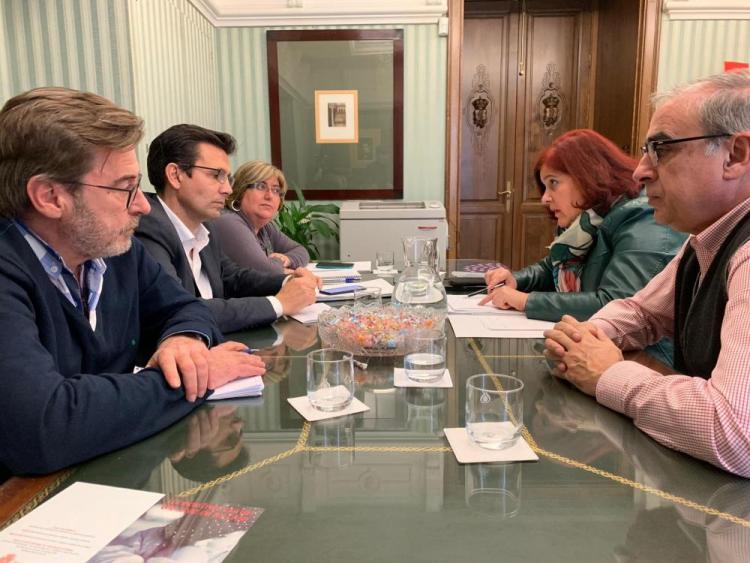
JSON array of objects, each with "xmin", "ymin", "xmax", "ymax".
[
  {"xmin": 484, "ymin": 267, "xmax": 517, "ymax": 290},
  {"xmin": 269, "ymin": 252, "xmax": 291, "ymax": 267},
  {"xmin": 479, "ymin": 286, "xmax": 529, "ymax": 311}
]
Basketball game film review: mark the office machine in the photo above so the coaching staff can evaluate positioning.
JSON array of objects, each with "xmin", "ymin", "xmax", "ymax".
[{"xmin": 339, "ymin": 200, "xmax": 449, "ymax": 269}]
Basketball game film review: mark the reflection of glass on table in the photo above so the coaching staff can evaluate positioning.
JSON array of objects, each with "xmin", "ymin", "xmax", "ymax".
[
  {"xmin": 404, "ymin": 388, "xmax": 446, "ymax": 433},
  {"xmin": 465, "ymin": 462, "xmax": 522, "ymax": 518},
  {"xmin": 309, "ymin": 416, "xmax": 356, "ymax": 468}
]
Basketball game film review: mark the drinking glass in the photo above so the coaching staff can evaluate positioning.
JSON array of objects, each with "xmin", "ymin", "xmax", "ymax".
[
  {"xmin": 465, "ymin": 374, "xmax": 524, "ymax": 449},
  {"xmin": 352, "ymin": 287, "xmax": 382, "ymax": 309},
  {"xmin": 404, "ymin": 328, "xmax": 446, "ymax": 382},
  {"xmin": 307, "ymin": 349, "xmax": 355, "ymax": 412},
  {"xmin": 374, "ymin": 250, "xmax": 396, "ymax": 275}
]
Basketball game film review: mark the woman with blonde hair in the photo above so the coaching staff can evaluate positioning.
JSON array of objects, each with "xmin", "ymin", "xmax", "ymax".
[{"xmin": 211, "ymin": 160, "xmax": 309, "ymax": 274}]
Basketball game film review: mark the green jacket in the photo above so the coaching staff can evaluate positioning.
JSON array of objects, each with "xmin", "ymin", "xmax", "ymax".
[{"xmin": 515, "ymin": 191, "xmax": 687, "ymax": 322}]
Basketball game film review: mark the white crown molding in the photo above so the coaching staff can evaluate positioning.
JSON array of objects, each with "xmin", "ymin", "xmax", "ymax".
[
  {"xmin": 664, "ymin": 0, "xmax": 750, "ymax": 20},
  {"xmin": 188, "ymin": 0, "xmax": 447, "ymax": 27}
]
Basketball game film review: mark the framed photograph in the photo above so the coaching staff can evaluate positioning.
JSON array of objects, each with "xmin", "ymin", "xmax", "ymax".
[
  {"xmin": 315, "ymin": 90, "xmax": 359, "ymax": 144},
  {"xmin": 267, "ymin": 29, "xmax": 404, "ymax": 200}
]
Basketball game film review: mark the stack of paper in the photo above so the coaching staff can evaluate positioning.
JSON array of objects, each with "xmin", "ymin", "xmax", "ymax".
[
  {"xmin": 208, "ymin": 375, "xmax": 264, "ymax": 400},
  {"xmin": 316, "ymin": 277, "xmax": 394, "ymax": 302},
  {"xmin": 307, "ymin": 261, "xmax": 372, "ymax": 273},
  {"xmin": 315, "ymin": 269, "xmax": 363, "ymax": 284}
]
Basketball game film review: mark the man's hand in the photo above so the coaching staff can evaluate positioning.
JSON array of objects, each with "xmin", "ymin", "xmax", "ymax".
[
  {"xmin": 478, "ymin": 286, "xmax": 529, "ymax": 310},
  {"xmin": 269, "ymin": 252, "xmax": 291, "ymax": 267},
  {"xmin": 543, "ymin": 315, "xmax": 623, "ymax": 396},
  {"xmin": 484, "ymin": 266, "xmax": 517, "ymax": 290},
  {"xmin": 291, "ymin": 267, "xmax": 322, "ymax": 288},
  {"xmin": 206, "ymin": 341, "xmax": 267, "ymax": 390},
  {"xmin": 276, "ymin": 276, "xmax": 318, "ymax": 314},
  {"xmin": 147, "ymin": 334, "xmax": 210, "ymax": 403}
]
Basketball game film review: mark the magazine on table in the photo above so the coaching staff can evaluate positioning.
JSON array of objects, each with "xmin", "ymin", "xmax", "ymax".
[{"xmin": 0, "ymin": 482, "xmax": 263, "ymax": 562}]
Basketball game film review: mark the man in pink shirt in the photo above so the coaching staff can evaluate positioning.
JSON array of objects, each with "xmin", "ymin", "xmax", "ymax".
[{"xmin": 544, "ymin": 70, "xmax": 750, "ymax": 477}]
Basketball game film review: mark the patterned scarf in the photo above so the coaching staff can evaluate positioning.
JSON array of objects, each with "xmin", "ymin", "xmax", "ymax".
[{"xmin": 549, "ymin": 208, "xmax": 604, "ymax": 293}]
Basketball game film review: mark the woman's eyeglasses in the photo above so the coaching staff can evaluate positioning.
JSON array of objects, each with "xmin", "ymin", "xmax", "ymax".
[{"xmin": 248, "ymin": 181, "xmax": 284, "ymax": 196}]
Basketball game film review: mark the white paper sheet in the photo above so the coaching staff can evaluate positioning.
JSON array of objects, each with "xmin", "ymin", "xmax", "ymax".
[
  {"xmin": 448, "ymin": 314, "xmax": 553, "ymax": 338},
  {"xmin": 447, "ymin": 294, "xmax": 519, "ymax": 315},
  {"xmin": 316, "ymin": 278, "xmax": 394, "ymax": 302},
  {"xmin": 0, "ymin": 482, "xmax": 163, "ymax": 563},
  {"xmin": 290, "ymin": 302, "xmax": 332, "ymax": 324},
  {"xmin": 208, "ymin": 375, "xmax": 264, "ymax": 400}
]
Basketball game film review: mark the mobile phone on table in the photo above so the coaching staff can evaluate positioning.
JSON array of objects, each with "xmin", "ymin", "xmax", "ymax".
[
  {"xmin": 319, "ymin": 284, "xmax": 365, "ymax": 295},
  {"xmin": 316, "ymin": 261, "xmax": 354, "ymax": 269}
]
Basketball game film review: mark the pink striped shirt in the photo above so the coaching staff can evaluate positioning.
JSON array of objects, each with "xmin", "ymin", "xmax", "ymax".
[{"xmin": 591, "ymin": 196, "xmax": 750, "ymax": 477}]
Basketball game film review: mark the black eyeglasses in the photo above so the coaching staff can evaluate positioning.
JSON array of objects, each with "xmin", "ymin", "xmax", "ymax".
[
  {"xmin": 184, "ymin": 164, "xmax": 234, "ymax": 186},
  {"xmin": 72, "ymin": 173, "xmax": 142, "ymax": 209},
  {"xmin": 248, "ymin": 181, "xmax": 284, "ymax": 197},
  {"xmin": 640, "ymin": 133, "xmax": 731, "ymax": 166}
]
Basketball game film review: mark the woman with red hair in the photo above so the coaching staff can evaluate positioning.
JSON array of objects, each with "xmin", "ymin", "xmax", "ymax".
[{"xmin": 481, "ymin": 129, "xmax": 685, "ymax": 325}]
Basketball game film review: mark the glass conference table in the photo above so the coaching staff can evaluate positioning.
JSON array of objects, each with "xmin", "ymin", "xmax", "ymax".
[{"xmin": 2, "ymin": 276, "xmax": 750, "ymax": 561}]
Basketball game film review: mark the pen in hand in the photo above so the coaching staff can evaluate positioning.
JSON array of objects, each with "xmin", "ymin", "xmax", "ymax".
[{"xmin": 466, "ymin": 282, "xmax": 506, "ymax": 298}]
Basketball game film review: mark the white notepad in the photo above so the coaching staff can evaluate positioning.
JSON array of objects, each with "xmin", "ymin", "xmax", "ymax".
[{"xmin": 208, "ymin": 375, "xmax": 264, "ymax": 400}]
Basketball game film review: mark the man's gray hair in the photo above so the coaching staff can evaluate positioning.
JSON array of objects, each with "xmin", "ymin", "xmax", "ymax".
[{"xmin": 654, "ymin": 70, "xmax": 750, "ymax": 152}]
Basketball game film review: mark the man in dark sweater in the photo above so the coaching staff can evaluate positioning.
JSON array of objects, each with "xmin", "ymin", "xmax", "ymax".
[
  {"xmin": 543, "ymin": 70, "xmax": 750, "ymax": 477},
  {"xmin": 0, "ymin": 88, "xmax": 265, "ymax": 478},
  {"xmin": 135, "ymin": 124, "xmax": 318, "ymax": 333}
]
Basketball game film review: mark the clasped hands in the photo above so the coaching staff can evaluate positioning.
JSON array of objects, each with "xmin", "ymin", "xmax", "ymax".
[
  {"xmin": 478, "ymin": 266, "xmax": 529, "ymax": 311},
  {"xmin": 542, "ymin": 315, "xmax": 623, "ymax": 396},
  {"xmin": 146, "ymin": 336, "xmax": 266, "ymax": 403}
]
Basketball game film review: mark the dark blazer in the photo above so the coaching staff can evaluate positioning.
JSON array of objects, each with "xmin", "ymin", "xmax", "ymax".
[
  {"xmin": 0, "ymin": 220, "xmax": 221, "ymax": 476},
  {"xmin": 136, "ymin": 194, "xmax": 287, "ymax": 332}
]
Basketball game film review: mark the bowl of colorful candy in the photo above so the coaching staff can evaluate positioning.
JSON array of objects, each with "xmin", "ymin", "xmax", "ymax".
[{"xmin": 317, "ymin": 305, "xmax": 446, "ymax": 357}]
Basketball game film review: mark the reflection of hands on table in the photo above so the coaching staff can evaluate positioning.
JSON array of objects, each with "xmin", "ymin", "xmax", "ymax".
[
  {"xmin": 169, "ymin": 405, "xmax": 243, "ymax": 464},
  {"xmin": 278, "ymin": 321, "xmax": 319, "ymax": 351},
  {"xmin": 543, "ymin": 315, "xmax": 623, "ymax": 396}
]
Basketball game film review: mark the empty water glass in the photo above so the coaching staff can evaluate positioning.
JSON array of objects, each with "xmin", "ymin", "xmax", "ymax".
[
  {"xmin": 404, "ymin": 328, "xmax": 446, "ymax": 382},
  {"xmin": 466, "ymin": 374, "xmax": 524, "ymax": 449},
  {"xmin": 374, "ymin": 250, "xmax": 396, "ymax": 275},
  {"xmin": 307, "ymin": 349, "xmax": 355, "ymax": 412}
]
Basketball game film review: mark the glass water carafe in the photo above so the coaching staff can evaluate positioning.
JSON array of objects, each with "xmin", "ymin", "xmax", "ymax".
[{"xmin": 392, "ymin": 236, "xmax": 447, "ymax": 311}]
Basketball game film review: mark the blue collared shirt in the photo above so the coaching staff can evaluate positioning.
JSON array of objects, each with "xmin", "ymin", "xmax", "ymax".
[{"xmin": 14, "ymin": 220, "xmax": 106, "ymax": 330}]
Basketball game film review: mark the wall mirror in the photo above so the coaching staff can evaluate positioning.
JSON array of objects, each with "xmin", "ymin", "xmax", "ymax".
[{"xmin": 267, "ymin": 29, "xmax": 404, "ymax": 200}]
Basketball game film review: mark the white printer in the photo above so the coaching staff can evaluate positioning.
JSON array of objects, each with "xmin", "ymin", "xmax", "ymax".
[{"xmin": 339, "ymin": 200, "xmax": 449, "ymax": 269}]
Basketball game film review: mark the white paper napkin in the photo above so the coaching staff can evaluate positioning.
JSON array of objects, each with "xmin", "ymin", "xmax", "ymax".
[
  {"xmin": 393, "ymin": 367, "xmax": 453, "ymax": 388},
  {"xmin": 443, "ymin": 428, "xmax": 539, "ymax": 463},
  {"xmin": 287, "ymin": 395, "xmax": 369, "ymax": 421}
]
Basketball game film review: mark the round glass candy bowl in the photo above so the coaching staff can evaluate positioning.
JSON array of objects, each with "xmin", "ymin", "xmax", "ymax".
[{"xmin": 318, "ymin": 305, "xmax": 445, "ymax": 357}]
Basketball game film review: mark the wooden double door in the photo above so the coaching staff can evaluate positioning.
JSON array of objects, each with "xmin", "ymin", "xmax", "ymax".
[{"xmin": 458, "ymin": 0, "xmax": 594, "ymax": 269}]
